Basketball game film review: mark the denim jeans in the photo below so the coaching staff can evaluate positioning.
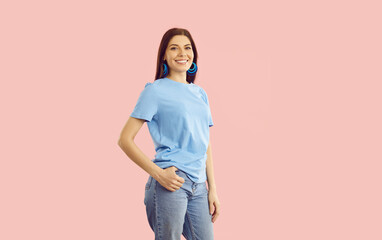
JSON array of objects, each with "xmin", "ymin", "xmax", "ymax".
[{"xmin": 144, "ymin": 169, "xmax": 214, "ymax": 240}]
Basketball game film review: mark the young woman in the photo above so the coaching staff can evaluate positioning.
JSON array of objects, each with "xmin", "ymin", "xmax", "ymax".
[{"xmin": 118, "ymin": 28, "xmax": 220, "ymax": 240}]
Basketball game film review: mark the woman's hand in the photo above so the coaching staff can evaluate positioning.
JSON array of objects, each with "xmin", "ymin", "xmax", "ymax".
[
  {"xmin": 155, "ymin": 166, "xmax": 185, "ymax": 192},
  {"xmin": 208, "ymin": 189, "xmax": 221, "ymax": 223}
]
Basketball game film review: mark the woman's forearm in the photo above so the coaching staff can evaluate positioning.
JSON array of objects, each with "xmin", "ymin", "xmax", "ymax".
[
  {"xmin": 206, "ymin": 140, "xmax": 217, "ymax": 192},
  {"xmin": 118, "ymin": 139, "xmax": 163, "ymax": 179}
]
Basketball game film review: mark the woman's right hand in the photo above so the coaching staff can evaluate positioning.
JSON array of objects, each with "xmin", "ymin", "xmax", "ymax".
[{"xmin": 155, "ymin": 166, "xmax": 185, "ymax": 192}]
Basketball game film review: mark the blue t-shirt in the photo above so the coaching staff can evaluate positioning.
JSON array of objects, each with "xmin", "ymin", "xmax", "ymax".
[{"xmin": 130, "ymin": 77, "xmax": 214, "ymax": 183}]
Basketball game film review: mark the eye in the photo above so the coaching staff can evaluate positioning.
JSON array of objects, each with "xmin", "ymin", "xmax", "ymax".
[{"xmin": 170, "ymin": 47, "xmax": 192, "ymax": 50}]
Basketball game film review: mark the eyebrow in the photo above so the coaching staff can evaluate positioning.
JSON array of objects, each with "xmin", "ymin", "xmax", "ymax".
[{"xmin": 169, "ymin": 44, "xmax": 191, "ymax": 47}]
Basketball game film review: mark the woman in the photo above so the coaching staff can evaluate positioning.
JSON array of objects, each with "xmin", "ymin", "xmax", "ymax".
[{"xmin": 118, "ymin": 28, "xmax": 220, "ymax": 240}]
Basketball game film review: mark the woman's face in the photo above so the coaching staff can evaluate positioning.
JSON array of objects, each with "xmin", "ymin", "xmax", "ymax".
[{"xmin": 163, "ymin": 35, "xmax": 194, "ymax": 74}]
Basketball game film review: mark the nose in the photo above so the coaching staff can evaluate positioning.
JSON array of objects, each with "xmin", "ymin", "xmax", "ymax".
[{"xmin": 179, "ymin": 49, "xmax": 187, "ymax": 56}]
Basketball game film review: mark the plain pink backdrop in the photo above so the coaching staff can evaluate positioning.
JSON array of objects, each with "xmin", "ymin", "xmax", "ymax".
[{"xmin": 1, "ymin": 0, "xmax": 381, "ymax": 239}]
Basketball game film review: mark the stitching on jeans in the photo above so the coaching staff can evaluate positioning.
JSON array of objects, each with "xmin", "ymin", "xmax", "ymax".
[
  {"xmin": 153, "ymin": 180, "xmax": 162, "ymax": 239},
  {"xmin": 186, "ymin": 210, "xmax": 197, "ymax": 240}
]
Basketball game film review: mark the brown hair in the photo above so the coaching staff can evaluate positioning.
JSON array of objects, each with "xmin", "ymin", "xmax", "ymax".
[{"xmin": 154, "ymin": 28, "xmax": 199, "ymax": 84}]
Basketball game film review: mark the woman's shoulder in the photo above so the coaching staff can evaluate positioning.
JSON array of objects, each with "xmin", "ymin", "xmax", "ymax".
[
  {"xmin": 143, "ymin": 78, "xmax": 163, "ymax": 90},
  {"xmin": 137, "ymin": 80, "xmax": 160, "ymax": 98},
  {"xmin": 196, "ymin": 85, "xmax": 207, "ymax": 96},
  {"xmin": 140, "ymin": 78, "xmax": 168, "ymax": 98},
  {"xmin": 145, "ymin": 78, "xmax": 166, "ymax": 88}
]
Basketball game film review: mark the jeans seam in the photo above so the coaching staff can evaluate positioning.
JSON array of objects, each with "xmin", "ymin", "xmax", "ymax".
[
  {"xmin": 186, "ymin": 210, "xmax": 197, "ymax": 240},
  {"xmin": 153, "ymin": 181, "xmax": 162, "ymax": 239}
]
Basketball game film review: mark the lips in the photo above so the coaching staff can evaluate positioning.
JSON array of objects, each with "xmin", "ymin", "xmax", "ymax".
[{"xmin": 175, "ymin": 59, "xmax": 188, "ymax": 65}]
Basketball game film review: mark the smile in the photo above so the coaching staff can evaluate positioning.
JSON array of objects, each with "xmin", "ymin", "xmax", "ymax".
[{"xmin": 175, "ymin": 60, "xmax": 188, "ymax": 65}]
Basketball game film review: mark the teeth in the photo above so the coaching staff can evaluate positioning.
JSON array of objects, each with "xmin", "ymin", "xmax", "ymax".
[{"xmin": 176, "ymin": 60, "xmax": 187, "ymax": 63}]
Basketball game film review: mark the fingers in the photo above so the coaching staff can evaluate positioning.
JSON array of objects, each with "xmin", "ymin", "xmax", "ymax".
[
  {"xmin": 173, "ymin": 177, "xmax": 184, "ymax": 188},
  {"xmin": 211, "ymin": 202, "xmax": 220, "ymax": 223},
  {"xmin": 165, "ymin": 177, "xmax": 184, "ymax": 192},
  {"xmin": 168, "ymin": 183, "xmax": 181, "ymax": 192},
  {"xmin": 209, "ymin": 202, "xmax": 214, "ymax": 216},
  {"xmin": 161, "ymin": 168, "xmax": 184, "ymax": 191},
  {"xmin": 177, "ymin": 176, "xmax": 185, "ymax": 183},
  {"xmin": 172, "ymin": 168, "xmax": 184, "ymax": 183}
]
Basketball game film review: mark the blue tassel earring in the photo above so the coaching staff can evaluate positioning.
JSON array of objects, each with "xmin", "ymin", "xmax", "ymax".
[
  {"xmin": 187, "ymin": 62, "xmax": 198, "ymax": 76},
  {"xmin": 162, "ymin": 62, "xmax": 168, "ymax": 77}
]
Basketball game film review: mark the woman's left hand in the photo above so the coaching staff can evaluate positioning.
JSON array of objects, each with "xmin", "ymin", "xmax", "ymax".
[{"xmin": 208, "ymin": 189, "xmax": 220, "ymax": 223}]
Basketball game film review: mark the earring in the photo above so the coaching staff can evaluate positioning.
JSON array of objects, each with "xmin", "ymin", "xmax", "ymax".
[
  {"xmin": 162, "ymin": 62, "xmax": 168, "ymax": 77},
  {"xmin": 187, "ymin": 62, "xmax": 198, "ymax": 76}
]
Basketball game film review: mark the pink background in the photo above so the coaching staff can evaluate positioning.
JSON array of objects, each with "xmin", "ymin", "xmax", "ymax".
[{"xmin": 1, "ymin": 0, "xmax": 381, "ymax": 239}]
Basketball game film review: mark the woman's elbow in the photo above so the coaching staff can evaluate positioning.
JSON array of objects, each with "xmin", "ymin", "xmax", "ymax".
[
  {"xmin": 118, "ymin": 137, "xmax": 133, "ymax": 148},
  {"xmin": 118, "ymin": 138, "xmax": 126, "ymax": 147}
]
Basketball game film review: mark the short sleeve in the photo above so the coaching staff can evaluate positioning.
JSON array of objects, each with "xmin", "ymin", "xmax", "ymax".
[
  {"xmin": 130, "ymin": 82, "xmax": 158, "ymax": 122},
  {"xmin": 200, "ymin": 88, "xmax": 214, "ymax": 127}
]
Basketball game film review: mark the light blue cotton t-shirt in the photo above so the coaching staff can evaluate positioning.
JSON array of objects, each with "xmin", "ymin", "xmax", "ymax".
[{"xmin": 130, "ymin": 77, "xmax": 214, "ymax": 183}]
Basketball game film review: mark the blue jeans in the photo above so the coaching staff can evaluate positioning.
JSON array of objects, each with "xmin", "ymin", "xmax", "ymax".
[{"xmin": 144, "ymin": 169, "xmax": 214, "ymax": 240}]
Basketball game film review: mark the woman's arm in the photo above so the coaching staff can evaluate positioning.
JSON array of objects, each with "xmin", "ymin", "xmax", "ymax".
[
  {"xmin": 118, "ymin": 117, "xmax": 185, "ymax": 191},
  {"xmin": 118, "ymin": 117, "xmax": 163, "ymax": 179},
  {"xmin": 206, "ymin": 140, "xmax": 221, "ymax": 223},
  {"xmin": 206, "ymin": 140, "xmax": 217, "ymax": 192}
]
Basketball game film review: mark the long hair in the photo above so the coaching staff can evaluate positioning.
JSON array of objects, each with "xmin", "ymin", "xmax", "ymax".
[{"xmin": 154, "ymin": 28, "xmax": 199, "ymax": 84}]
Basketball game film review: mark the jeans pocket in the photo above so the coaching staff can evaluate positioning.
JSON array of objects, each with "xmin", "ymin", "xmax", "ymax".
[
  {"xmin": 144, "ymin": 176, "xmax": 153, "ymax": 205},
  {"xmin": 145, "ymin": 176, "xmax": 153, "ymax": 190}
]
